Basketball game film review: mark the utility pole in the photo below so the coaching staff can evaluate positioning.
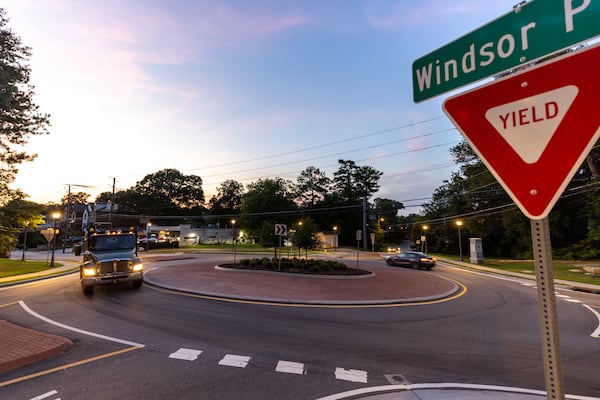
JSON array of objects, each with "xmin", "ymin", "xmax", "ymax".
[
  {"xmin": 362, "ymin": 196, "xmax": 368, "ymax": 250},
  {"xmin": 62, "ymin": 185, "xmax": 71, "ymax": 253},
  {"xmin": 62, "ymin": 183, "xmax": 93, "ymax": 253},
  {"xmin": 109, "ymin": 177, "xmax": 116, "ymax": 226}
]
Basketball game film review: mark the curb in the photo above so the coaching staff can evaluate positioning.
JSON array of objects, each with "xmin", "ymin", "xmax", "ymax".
[
  {"xmin": 0, "ymin": 267, "xmax": 79, "ymax": 288},
  {"xmin": 437, "ymin": 258, "xmax": 600, "ymax": 294}
]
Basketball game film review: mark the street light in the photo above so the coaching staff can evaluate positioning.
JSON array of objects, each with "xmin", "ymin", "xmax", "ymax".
[
  {"xmin": 231, "ymin": 219, "xmax": 237, "ymax": 264},
  {"xmin": 422, "ymin": 225, "xmax": 429, "ymax": 253},
  {"xmin": 50, "ymin": 212, "xmax": 61, "ymax": 267},
  {"xmin": 456, "ymin": 220, "xmax": 464, "ymax": 261},
  {"xmin": 333, "ymin": 226, "xmax": 338, "ymax": 251}
]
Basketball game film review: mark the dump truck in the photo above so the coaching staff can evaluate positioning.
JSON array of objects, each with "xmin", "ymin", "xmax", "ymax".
[{"xmin": 80, "ymin": 228, "xmax": 143, "ymax": 294}]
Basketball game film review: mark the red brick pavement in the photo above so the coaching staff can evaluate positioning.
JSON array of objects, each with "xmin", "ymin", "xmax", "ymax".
[
  {"xmin": 144, "ymin": 258, "xmax": 459, "ymax": 303},
  {"xmin": 0, "ymin": 320, "xmax": 72, "ymax": 374}
]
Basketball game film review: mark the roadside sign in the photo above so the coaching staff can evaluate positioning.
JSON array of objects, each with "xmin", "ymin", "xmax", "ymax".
[
  {"xmin": 40, "ymin": 228, "xmax": 57, "ymax": 242},
  {"xmin": 413, "ymin": 0, "xmax": 600, "ymax": 102},
  {"xmin": 355, "ymin": 230, "xmax": 362, "ymax": 241},
  {"xmin": 443, "ymin": 44, "xmax": 600, "ymax": 220},
  {"xmin": 274, "ymin": 224, "xmax": 287, "ymax": 236}
]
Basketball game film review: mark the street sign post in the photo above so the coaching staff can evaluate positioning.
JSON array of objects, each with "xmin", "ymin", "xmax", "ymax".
[
  {"xmin": 415, "ymin": 3, "xmax": 600, "ymax": 396},
  {"xmin": 443, "ymin": 44, "xmax": 600, "ymax": 400},
  {"xmin": 274, "ymin": 224, "xmax": 287, "ymax": 236},
  {"xmin": 413, "ymin": 0, "xmax": 600, "ymax": 102},
  {"xmin": 443, "ymin": 44, "xmax": 600, "ymax": 220}
]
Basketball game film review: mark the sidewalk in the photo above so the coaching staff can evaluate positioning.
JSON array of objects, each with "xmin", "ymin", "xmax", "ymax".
[{"xmin": 2, "ymin": 250, "xmax": 599, "ymax": 399}]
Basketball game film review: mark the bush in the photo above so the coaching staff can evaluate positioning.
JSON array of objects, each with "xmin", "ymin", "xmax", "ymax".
[{"xmin": 232, "ymin": 256, "xmax": 353, "ymax": 274}]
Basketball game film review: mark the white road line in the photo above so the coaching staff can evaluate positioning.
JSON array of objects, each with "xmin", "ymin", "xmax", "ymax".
[
  {"xmin": 169, "ymin": 348, "xmax": 203, "ymax": 361},
  {"xmin": 218, "ymin": 354, "xmax": 251, "ymax": 368},
  {"xmin": 584, "ymin": 305, "xmax": 600, "ymax": 338},
  {"xmin": 314, "ymin": 383, "xmax": 600, "ymax": 400},
  {"xmin": 565, "ymin": 298, "xmax": 582, "ymax": 303},
  {"xmin": 29, "ymin": 390, "xmax": 59, "ymax": 400},
  {"xmin": 275, "ymin": 360, "xmax": 306, "ymax": 375},
  {"xmin": 334, "ymin": 367, "xmax": 368, "ymax": 383},
  {"xmin": 19, "ymin": 300, "xmax": 145, "ymax": 348}
]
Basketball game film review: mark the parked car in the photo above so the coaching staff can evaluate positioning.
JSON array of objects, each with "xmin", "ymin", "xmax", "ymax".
[{"xmin": 385, "ymin": 251, "xmax": 436, "ymax": 269}]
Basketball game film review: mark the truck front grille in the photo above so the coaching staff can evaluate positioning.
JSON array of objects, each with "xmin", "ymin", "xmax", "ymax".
[{"xmin": 98, "ymin": 259, "xmax": 132, "ymax": 274}]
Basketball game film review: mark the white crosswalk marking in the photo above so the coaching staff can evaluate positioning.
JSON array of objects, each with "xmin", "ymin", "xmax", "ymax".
[
  {"xmin": 335, "ymin": 367, "xmax": 368, "ymax": 383},
  {"xmin": 276, "ymin": 360, "xmax": 306, "ymax": 375},
  {"xmin": 29, "ymin": 390, "xmax": 59, "ymax": 400},
  {"xmin": 219, "ymin": 354, "xmax": 251, "ymax": 368},
  {"xmin": 169, "ymin": 348, "xmax": 203, "ymax": 361}
]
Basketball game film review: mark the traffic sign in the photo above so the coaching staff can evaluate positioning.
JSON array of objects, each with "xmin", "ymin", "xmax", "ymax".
[
  {"xmin": 413, "ymin": 0, "xmax": 600, "ymax": 102},
  {"xmin": 41, "ymin": 228, "xmax": 57, "ymax": 242},
  {"xmin": 274, "ymin": 224, "xmax": 287, "ymax": 236},
  {"xmin": 443, "ymin": 44, "xmax": 600, "ymax": 220}
]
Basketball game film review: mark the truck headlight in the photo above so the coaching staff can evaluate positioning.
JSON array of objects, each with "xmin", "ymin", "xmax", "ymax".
[
  {"xmin": 83, "ymin": 267, "xmax": 97, "ymax": 277},
  {"xmin": 132, "ymin": 262, "xmax": 144, "ymax": 272}
]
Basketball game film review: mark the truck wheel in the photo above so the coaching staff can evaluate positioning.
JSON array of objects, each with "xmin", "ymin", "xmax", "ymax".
[
  {"xmin": 82, "ymin": 284, "xmax": 94, "ymax": 295},
  {"xmin": 132, "ymin": 280, "xmax": 143, "ymax": 289}
]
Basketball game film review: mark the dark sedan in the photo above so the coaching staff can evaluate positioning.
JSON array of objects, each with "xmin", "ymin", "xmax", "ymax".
[{"xmin": 385, "ymin": 251, "xmax": 436, "ymax": 269}]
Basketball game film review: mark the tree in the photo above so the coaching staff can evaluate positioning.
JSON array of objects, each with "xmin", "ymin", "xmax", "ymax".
[
  {"xmin": 291, "ymin": 218, "xmax": 321, "ymax": 258},
  {"xmin": 0, "ymin": 9, "xmax": 51, "ymax": 205},
  {"xmin": 240, "ymin": 178, "xmax": 296, "ymax": 243},
  {"xmin": 119, "ymin": 169, "xmax": 205, "ymax": 215},
  {"xmin": 332, "ymin": 159, "xmax": 382, "ymax": 204},
  {"xmin": 295, "ymin": 166, "xmax": 330, "ymax": 208},
  {"xmin": 209, "ymin": 180, "xmax": 244, "ymax": 215},
  {"xmin": 328, "ymin": 160, "xmax": 382, "ymax": 244},
  {"xmin": 61, "ymin": 191, "xmax": 90, "ymax": 206},
  {"xmin": 0, "ymin": 199, "xmax": 44, "ymax": 257}
]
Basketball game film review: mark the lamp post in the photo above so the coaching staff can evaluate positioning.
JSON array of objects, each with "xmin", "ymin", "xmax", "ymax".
[
  {"xmin": 456, "ymin": 220, "xmax": 464, "ymax": 261},
  {"xmin": 146, "ymin": 222, "xmax": 152, "ymax": 252},
  {"xmin": 422, "ymin": 225, "xmax": 429, "ymax": 253},
  {"xmin": 333, "ymin": 226, "xmax": 338, "ymax": 251},
  {"xmin": 231, "ymin": 219, "xmax": 237, "ymax": 264},
  {"xmin": 50, "ymin": 212, "xmax": 61, "ymax": 267}
]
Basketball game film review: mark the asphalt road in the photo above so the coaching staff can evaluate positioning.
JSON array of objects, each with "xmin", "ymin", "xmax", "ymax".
[{"xmin": 1, "ymin": 255, "xmax": 599, "ymax": 400}]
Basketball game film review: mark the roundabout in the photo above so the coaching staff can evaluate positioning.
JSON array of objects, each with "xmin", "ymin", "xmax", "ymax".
[{"xmin": 142, "ymin": 254, "xmax": 465, "ymax": 306}]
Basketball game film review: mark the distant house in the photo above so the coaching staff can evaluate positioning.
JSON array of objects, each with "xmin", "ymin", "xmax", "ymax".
[{"xmin": 82, "ymin": 202, "xmax": 118, "ymax": 231}]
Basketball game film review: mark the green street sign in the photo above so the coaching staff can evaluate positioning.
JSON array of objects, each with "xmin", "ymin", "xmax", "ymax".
[{"xmin": 412, "ymin": 0, "xmax": 600, "ymax": 103}]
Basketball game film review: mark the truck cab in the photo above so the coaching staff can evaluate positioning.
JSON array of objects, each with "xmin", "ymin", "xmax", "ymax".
[{"xmin": 80, "ymin": 228, "xmax": 143, "ymax": 294}]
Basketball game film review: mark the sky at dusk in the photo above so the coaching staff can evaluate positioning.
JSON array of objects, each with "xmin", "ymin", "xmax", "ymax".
[{"xmin": 4, "ymin": 0, "xmax": 521, "ymax": 213}]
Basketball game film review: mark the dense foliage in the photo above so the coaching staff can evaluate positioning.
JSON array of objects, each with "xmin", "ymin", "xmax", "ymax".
[{"xmin": 420, "ymin": 140, "xmax": 600, "ymax": 259}]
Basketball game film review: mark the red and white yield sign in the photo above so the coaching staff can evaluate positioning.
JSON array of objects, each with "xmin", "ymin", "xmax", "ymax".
[{"xmin": 443, "ymin": 43, "xmax": 600, "ymax": 220}]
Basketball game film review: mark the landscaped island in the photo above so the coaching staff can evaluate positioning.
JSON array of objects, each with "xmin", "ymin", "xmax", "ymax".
[{"xmin": 221, "ymin": 257, "xmax": 371, "ymax": 276}]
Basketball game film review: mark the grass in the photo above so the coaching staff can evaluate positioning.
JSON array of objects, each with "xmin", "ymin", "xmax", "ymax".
[
  {"xmin": 0, "ymin": 258, "xmax": 62, "ymax": 278},
  {"xmin": 436, "ymin": 254, "xmax": 600, "ymax": 285}
]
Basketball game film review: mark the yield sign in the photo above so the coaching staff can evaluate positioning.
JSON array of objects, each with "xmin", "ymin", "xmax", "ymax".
[{"xmin": 443, "ymin": 44, "xmax": 600, "ymax": 220}]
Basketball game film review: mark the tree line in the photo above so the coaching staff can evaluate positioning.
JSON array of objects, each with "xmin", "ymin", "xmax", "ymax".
[
  {"xmin": 416, "ymin": 141, "xmax": 600, "ymax": 260},
  {"xmin": 88, "ymin": 160, "xmax": 401, "ymax": 247}
]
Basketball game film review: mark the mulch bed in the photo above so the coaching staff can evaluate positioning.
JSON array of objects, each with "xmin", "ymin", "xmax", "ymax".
[{"xmin": 219, "ymin": 263, "xmax": 372, "ymax": 276}]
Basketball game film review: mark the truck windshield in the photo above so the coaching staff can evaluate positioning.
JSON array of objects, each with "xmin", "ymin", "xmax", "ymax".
[{"xmin": 89, "ymin": 235, "xmax": 135, "ymax": 251}]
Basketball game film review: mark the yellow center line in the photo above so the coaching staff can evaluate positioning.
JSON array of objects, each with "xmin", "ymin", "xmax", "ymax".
[
  {"xmin": 0, "ymin": 301, "xmax": 20, "ymax": 308},
  {"xmin": 0, "ymin": 346, "xmax": 140, "ymax": 387}
]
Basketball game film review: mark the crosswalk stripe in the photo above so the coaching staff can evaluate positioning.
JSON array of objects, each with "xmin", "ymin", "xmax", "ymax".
[
  {"xmin": 335, "ymin": 367, "xmax": 368, "ymax": 383},
  {"xmin": 219, "ymin": 354, "xmax": 251, "ymax": 368},
  {"xmin": 276, "ymin": 360, "xmax": 306, "ymax": 375},
  {"xmin": 169, "ymin": 348, "xmax": 203, "ymax": 361}
]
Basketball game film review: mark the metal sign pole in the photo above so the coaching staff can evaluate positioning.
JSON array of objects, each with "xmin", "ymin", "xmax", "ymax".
[{"xmin": 530, "ymin": 217, "xmax": 565, "ymax": 400}]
